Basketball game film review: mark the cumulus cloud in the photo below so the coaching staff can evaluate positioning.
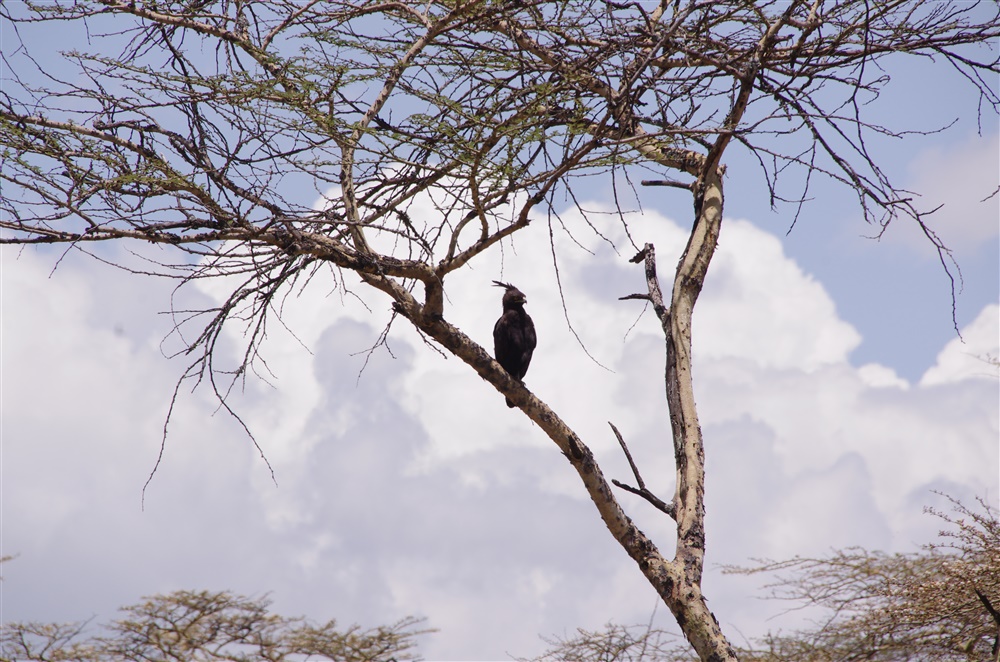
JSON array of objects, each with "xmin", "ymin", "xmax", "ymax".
[
  {"xmin": 887, "ymin": 131, "xmax": 1000, "ymax": 254},
  {"xmin": 921, "ymin": 303, "xmax": 1000, "ymax": 386},
  {"xmin": 699, "ymin": 219, "xmax": 862, "ymax": 370},
  {"xmin": 3, "ymin": 199, "xmax": 997, "ymax": 658}
]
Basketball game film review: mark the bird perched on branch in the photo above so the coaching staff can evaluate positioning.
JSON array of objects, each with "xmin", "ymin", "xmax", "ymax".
[{"xmin": 492, "ymin": 281, "xmax": 536, "ymax": 407}]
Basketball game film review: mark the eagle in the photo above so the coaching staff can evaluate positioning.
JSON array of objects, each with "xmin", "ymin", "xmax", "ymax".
[{"xmin": 492, "ymin": 281, "xmax": 536, "ymax": 407}]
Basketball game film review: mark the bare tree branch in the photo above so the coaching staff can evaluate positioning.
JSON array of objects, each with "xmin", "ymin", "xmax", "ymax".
[
  {"xmin": 609, "ymin": 422, "xmax": 676, "ymax": 520},
  {"xmin": 2, "ymin": 2, "xmax": 997, "ymax": 659}
]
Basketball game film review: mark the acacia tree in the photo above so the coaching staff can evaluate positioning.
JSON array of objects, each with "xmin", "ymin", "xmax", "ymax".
[
  {"xmin": 1, "ymin": 590, "xmax": 429, "ymax": 661},
  {"xmin": 523, "ymin": 495, "xmax": 1000, "ymax": 662},
  {"xmin": 727, "ymin": 495, "xmax": 1000, "ymax": 661},
  {"xmin": 2, "ymin": 2, "xmax": 997, "ymax": 660}
]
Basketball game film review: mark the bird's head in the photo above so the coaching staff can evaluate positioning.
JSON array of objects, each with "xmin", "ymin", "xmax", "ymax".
[{"xmin": 493, "ymin": 280, "xmax": 527, "ymax": 308}]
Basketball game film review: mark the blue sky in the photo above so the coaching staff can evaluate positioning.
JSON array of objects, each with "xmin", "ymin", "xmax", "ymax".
[{"xmin": 2, "ymin": 8, "xmax": 999, "ymax": 661}]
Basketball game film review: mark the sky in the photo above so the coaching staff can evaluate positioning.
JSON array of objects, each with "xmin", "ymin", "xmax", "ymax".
[{"xmin": 2, "ymin": 9, "xmax": 1000, "ymax": 662}]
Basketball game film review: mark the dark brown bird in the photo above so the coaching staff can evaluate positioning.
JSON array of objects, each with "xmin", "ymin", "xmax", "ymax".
[{"xmin": 492, "ymin": 281, "xmax": 536, "ymax": 407}]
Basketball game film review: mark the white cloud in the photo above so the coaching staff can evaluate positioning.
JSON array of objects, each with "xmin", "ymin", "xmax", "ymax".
[
  {"xmin": 3, "ymin": 199, "xmax": 997, "ymax": 659},
  {"xmin": 888, "ymin": 132, "xmax": 1000, "ymax": 254},
  {"xmin": 921, "ymin": 303, "xmax": 1000, "ymax": 385},
  {"xmin": 699, "ymin": 219, "xmax": 862, "ymax": 370},
  {"xmin": 858, "ymin": 362, "xmax": 911, "ymax": 389}
]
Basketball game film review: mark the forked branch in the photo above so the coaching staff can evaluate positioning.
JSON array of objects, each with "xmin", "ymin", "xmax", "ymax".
[{"xmin": 609, "ymin": 422, "xmax": 676, "ymax": 520}]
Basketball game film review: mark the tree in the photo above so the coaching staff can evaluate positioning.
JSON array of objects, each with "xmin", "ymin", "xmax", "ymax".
[
  {"xmin": 521, "ymin": 495, "xmax": 1000, "ymax": 662},
  {"xmin": 0, "ymin": 589, "xmax": 429, "ymax": 661},
  {"xmin": 5, "ymin": 499, "xmax": 997, "ymax": 661},
  {"xmin": 2, "ymin": 2, "xmax": 997, "ymax": 659},
  {"xmin": 527, "ymin": 621, "xmax": 689, "ymax": 662},
  {"xmin": 726, "ymin": 494, "xmax": 1000, "ymax": 662}
]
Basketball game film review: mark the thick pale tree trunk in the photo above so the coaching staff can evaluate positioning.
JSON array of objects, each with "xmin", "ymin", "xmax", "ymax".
[
  {"xmin": 625, "ymin": 168, "xmax": 734, "ymax": 660},
  {"xmin": 373, "ymin": 165, "xmax": 737, "ymax": 661},
  {"xmin": 663, "ymin": 169, "xmax": 731, "ymax": 660}
]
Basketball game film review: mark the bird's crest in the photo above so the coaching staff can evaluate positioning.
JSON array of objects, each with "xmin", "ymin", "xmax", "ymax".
[{"xmin": 492, "ymin": 280, "xmax": 517, "ymax": 290}]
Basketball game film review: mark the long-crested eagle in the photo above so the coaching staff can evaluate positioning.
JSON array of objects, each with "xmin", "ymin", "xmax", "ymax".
[{"xmin": 492, "ymin": 281, "xmax": 536, "ymax": 408}]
